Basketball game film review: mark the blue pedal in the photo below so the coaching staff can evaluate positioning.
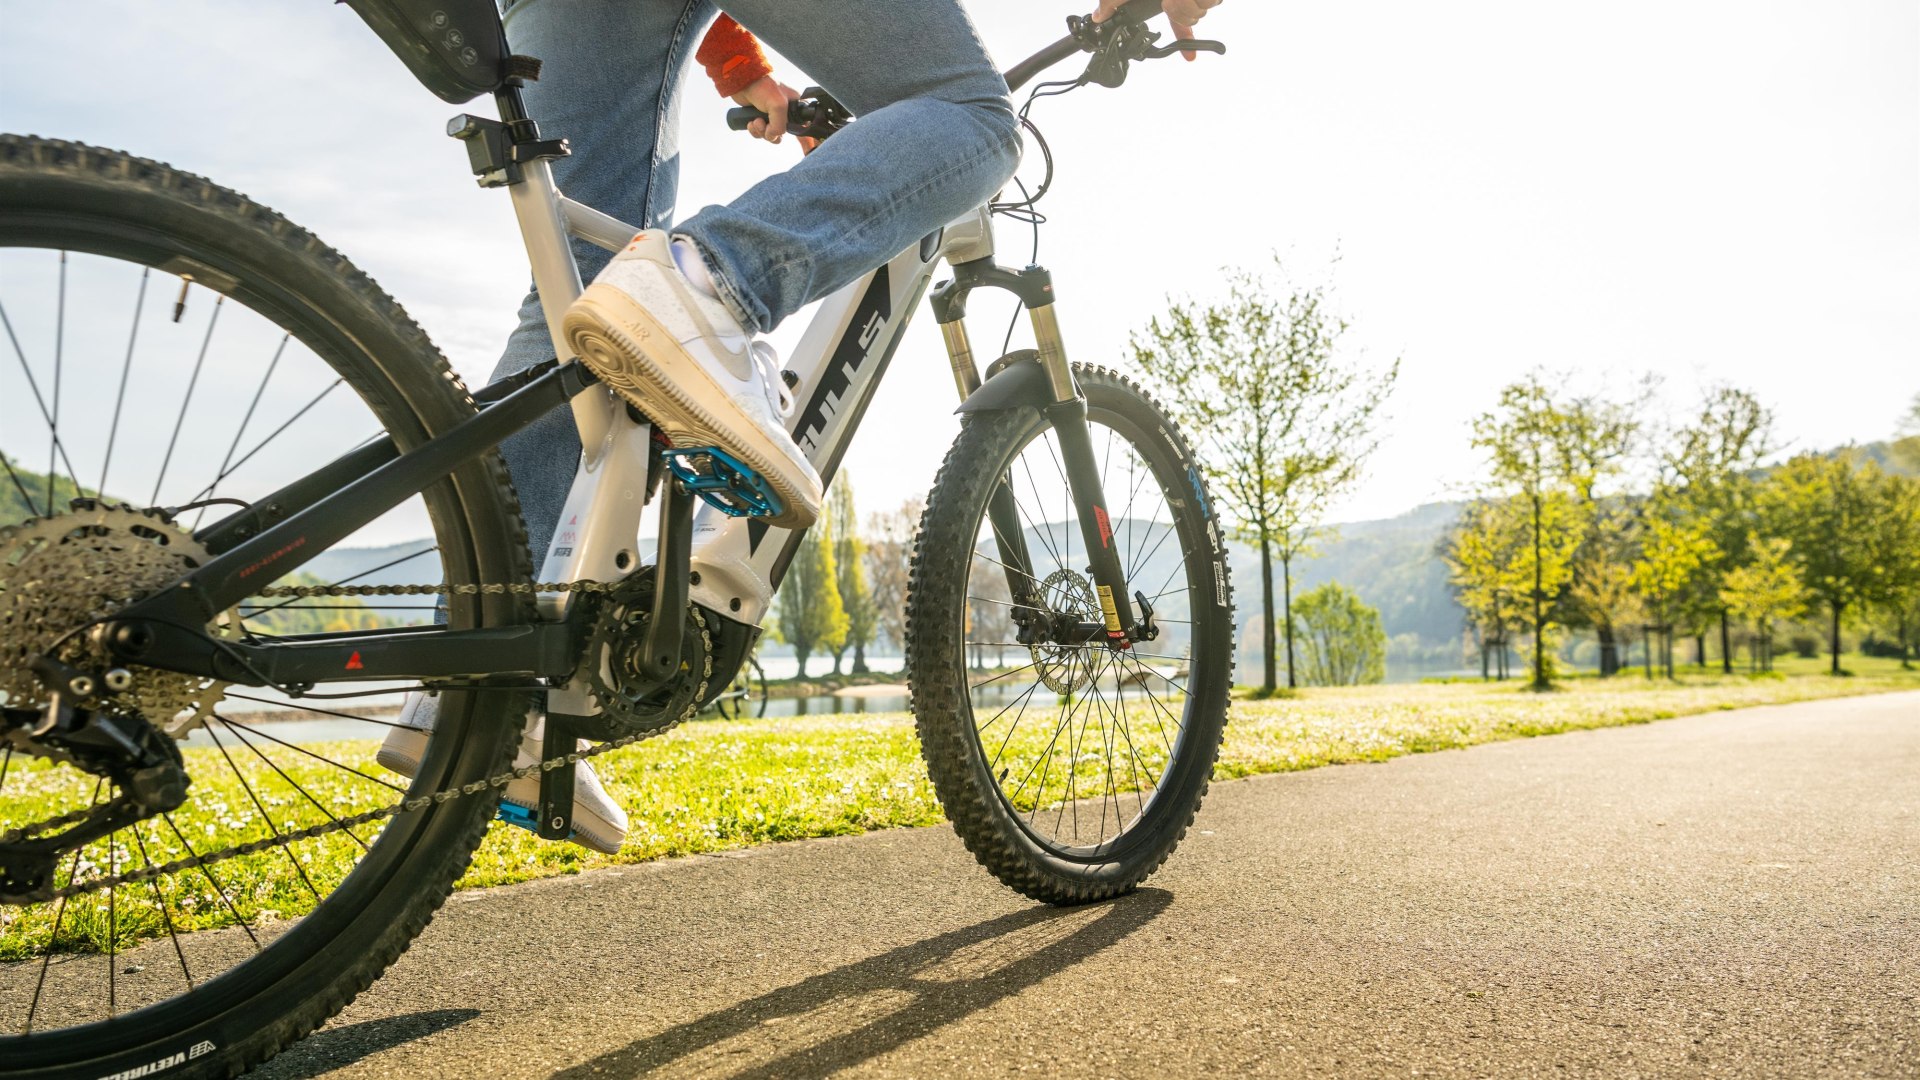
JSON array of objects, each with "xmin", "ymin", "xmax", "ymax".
[
  {"xmin": 496, "ymin": 801, "xmax": 572, "ymax": 841},
  {"xmin": 664, "ymin": 446, "xmax": 784, "ymax": 519}
]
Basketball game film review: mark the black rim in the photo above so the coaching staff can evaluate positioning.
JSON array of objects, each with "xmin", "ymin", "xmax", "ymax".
[
  {"xmin": 0, "ymin": 195, "xmax": 500, "ymax": 1057},
  {"xmin": 959, "ymin": 387, "xmax": 1212, "ymax": 861}
]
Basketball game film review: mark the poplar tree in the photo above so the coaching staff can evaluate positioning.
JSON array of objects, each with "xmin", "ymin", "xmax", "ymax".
[{"xmin": 777, "ymin": 523, "xmax": 848, "ymax": 680}]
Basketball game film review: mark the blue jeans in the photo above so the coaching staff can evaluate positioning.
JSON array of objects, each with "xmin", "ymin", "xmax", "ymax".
[{"xmin": 491, "ymin": 0, "xmax": 1020, "ymax": 560}]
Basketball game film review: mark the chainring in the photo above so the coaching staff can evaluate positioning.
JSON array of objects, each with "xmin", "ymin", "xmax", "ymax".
[
  {"xmin": 1034, "ymin": 568, "xmax": 1097, "ymax": 695},
  {"xmin": 0, "ymin": 502, "xmax": 236, "ymax": 739},
  {"xmin": 579, "ymin": 571, "xmax": 714, "ymax": 739}
]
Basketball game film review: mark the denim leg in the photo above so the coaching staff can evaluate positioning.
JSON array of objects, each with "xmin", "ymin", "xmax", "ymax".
[
  {"xmin": 490, "ymin": 0, "xmax": 714, "ymax": 559},
  {"xmin": 681, "ymin": 1, "xmax": 1022, "ymax": 332}
]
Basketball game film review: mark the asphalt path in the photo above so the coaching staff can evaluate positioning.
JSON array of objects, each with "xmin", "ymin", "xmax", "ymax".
[{"xmin": 254, "ymin": 691, "xmax": 1919, "ymax": 1079}]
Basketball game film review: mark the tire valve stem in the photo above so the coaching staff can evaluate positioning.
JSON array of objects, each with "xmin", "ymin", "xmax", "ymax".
[{"xmin": 172, "ymin": 277, "xmax": 192, "ymax": 323}]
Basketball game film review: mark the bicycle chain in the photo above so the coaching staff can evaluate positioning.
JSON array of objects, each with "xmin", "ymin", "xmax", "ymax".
[{"xmin": 9, "ymin": 576, "xmax": 699, "ymax": 904}]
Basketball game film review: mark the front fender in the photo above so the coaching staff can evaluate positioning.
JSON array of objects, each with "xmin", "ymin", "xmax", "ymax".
[{"xmin": 955, "ymin": 350, "xmax": 1054, "ymax": 415}]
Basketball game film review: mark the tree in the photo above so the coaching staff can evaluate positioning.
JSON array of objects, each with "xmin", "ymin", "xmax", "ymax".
[
  {"xmin": 826, "ymin": 474, "xmax": 875, "ymax": 675},
  {"xmin": 1131, "ymin": 260, "xmax": 1396, "ymax": 693},
  {"xmin": 1869, "ymin": 473, "xmax": 1920, "ymax": 667},
  {"xmin": 1756, "ymin": 453, "xmax": 1891, "ymax": 674},
  {"xmin": 775, "ymin": 524, "xmax": 847, "ymax": 680},
  {"xmin": 1290, "ymin": 582, "xmax": 1386, "ymax": 686},
  {"xmin": 1630, "ymin": 515, "xmax": 1719, "ymax": 678},
  {"xmin": 1719, "ymin": 536, "xmax": 1807, "ymax": 671},
  {"xmin": 864, "ymin": 497, "xmax": 922, "ymax": 664},
  {"xmin": 1663, "ymin": 386, "xmax": 1776, "ymax": 672},
  {"xmin": 1471, "ymin": 376, "xmax": 1593, "ymax": 690},
  {"xmin": 1892, "ymin": 392, "xmax": 1920, "ymax": 474},
  {"xmin": 1444, "ymin": 497, "xmax": 1529, "ymax": 680}
]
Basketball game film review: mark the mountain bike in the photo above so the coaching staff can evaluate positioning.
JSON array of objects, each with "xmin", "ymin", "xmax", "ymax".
[{"xmin": 0, "ymin": 1, "xmax": 1231, "ymax": 1074}]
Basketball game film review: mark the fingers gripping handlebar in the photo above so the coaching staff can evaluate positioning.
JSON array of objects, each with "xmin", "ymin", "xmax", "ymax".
[
  {"xmin": 725, "ymin": 87, "xmax": 851, "ymax": 139},
  {"xmin": 724, "ymin": 2, "xmax": 1222, "ymax": 137}
]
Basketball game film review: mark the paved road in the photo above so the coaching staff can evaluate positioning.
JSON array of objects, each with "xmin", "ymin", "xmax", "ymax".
[{"xmin": 255, "ymin": 692, "xmax": 1919, "ymax": 1079}]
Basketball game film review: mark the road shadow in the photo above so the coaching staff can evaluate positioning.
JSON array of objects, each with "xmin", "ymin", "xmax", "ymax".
[
  {"xmin": 551, "ymin": 888, "xmax": 1173, "ymax": 1079},
  {"xmin": 250, "ymin": 1008, "xmax": 480, "ymax": 1078}
]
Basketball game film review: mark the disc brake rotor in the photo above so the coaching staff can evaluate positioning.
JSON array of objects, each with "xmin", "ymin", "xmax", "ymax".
[
  {"xmin": 1033, "ymin": 568, "xmax": 1097, "ymax": 695},
  {"xmin": 0, "ymin": 502, "xmax": 236, "ymax": 738}
]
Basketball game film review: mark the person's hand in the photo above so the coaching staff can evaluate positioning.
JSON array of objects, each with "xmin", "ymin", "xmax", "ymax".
[
  {"xmin": 1092, "ymin": 0, "xmax": 1222, "ymax": 61},
  {"xmin": 732, "ymin": 76, "xmax": 803, "ymax": 147}
]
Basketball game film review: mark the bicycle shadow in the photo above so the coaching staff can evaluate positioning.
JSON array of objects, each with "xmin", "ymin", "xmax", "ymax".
[
  {"xmin": 252, "ymin": 1007, "xmax": 480, "ymax": 1078},
  {"xmin": 549, "ymin": 887, "xmax": 1173, "ymax": 1079}
]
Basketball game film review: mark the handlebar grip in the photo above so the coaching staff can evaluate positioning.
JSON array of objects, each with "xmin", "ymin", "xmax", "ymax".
[
  {"xmin": 1116, "ymin": 0, "xmax": 1165, "ymax": 22},
  {"xmin": 727, "ymin": 106, "xmax": 768, "ymax": 131}
]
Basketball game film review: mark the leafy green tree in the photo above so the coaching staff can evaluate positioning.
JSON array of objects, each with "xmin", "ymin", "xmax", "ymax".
[
  {"xmin": 1756, "ymin": 453, "xmax": 1894, "ymax": 674},
  {"xmin": 1471, "ymin": 376, "xmax": 1593, "ymax": 690},
  {"xmin": 1892, "ymin": 392, "xmax": 1920, "ymax": 474},
  {"xmin": 1290, "ymin": 582, "xmax": 1386, "ymax": 686},
  {"xmin": 1663, "ymin": 386, "xmax": 1776, "ymax": 671},
  {"xmin": 1719, "ymin": 536, "xmax": 1808, "ymax": 671},
  {"xmin": 825, "ymin": 474, "xmax": 875, "ymax": 675},
  {"xmin": 776, "ymin": 524, "xmax": 847, "ymax": 680},
  {"xmin": 1444, "ymin": 497, "xmax": 1529, "ymax": 680},
  {"xmin": 1132, "ymin": 260, "xmax": 1395, "ymax": 693},
  {"xmin": 1869, "ymin": 473, "xmax": 1920, "ymax": 667},
  {"xmin": 1630, "ymin": 516, "xmax": 1719, "ymax": 678}
]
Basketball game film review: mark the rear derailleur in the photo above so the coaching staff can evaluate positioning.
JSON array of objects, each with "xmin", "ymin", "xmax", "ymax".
[{"xmin": 1, "ymin": 656, "xmax": 189, "ymax": 904}]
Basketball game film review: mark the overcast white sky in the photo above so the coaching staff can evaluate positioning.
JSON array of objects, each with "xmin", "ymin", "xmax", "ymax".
[{"xmin": 4, "ymin": 1, "xmax": 1914, "ymax": 528}]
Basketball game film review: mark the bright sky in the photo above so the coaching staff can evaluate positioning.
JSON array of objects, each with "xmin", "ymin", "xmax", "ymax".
[{"xmin": 5, "ymin": 1, "xmax": 1915, "ymax": 530}]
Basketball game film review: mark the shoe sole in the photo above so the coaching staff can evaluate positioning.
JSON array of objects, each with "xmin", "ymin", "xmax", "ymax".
[
  {"xmin": 563, "ymin": 284, "xmax": 820, "ymax": 530},
  {"xmin": 377, "ymin": 729, "xmax": 626, "ymax": 855}
]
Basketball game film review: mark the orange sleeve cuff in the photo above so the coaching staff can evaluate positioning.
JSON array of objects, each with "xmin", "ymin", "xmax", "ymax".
[{"xmin": 696, "ymin": 15, "xmax": 773, "ymax": 98}]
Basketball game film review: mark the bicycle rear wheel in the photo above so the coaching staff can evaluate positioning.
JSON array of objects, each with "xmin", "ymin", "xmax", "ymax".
[
  {"xmin": 0, "ymin": 136, "xmax": 533, "ymax": 1077},
  {"xmin": 908, "ymin": 364, "xmax": 1234, "ymax": 904}
]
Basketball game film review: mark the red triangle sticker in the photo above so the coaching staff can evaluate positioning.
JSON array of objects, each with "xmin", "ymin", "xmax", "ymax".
[{"xmin": 345, "ymin": 651, "xmax": 364, "ymax": 671}]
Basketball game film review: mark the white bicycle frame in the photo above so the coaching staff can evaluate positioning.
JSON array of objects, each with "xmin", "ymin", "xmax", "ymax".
[{"xmin": 503, "ymin": 150, "xmax": 998, "ymax": 637}]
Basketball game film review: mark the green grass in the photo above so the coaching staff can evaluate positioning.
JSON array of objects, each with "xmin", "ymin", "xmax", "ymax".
[{"xmin": 4, "ymin": 664, "xmax": 1916, "ymax": 959}]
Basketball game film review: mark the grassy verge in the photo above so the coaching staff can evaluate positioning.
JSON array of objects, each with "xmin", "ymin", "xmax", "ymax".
[{"xmin": 3, "ymin": 663, "xmax": 1915, "ymax": 957}]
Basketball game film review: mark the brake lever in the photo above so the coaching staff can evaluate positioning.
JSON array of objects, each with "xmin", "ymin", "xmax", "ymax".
[{"xmin": 1144, "ymin": 38, "xmax": 1226, "ymax": 60}]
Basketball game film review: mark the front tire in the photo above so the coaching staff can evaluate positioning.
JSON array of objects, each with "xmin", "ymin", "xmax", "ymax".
[{"xmin": 908, "ymin": 365, "xmax": 1234, "ymax": 904}]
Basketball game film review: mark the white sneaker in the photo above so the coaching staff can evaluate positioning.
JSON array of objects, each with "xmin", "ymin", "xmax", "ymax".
[
  {"xmin": 561, "ymin": 230, "xmax": 823, "ymax": 529},
  {"xmin": 377, "ymin": 695, "xmax": 629, "ymax": 855}
]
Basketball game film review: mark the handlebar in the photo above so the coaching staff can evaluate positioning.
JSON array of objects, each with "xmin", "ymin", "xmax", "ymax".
[{"xmin": 727, "ymin": 3, "xmax": 1220, "ymax": 138}]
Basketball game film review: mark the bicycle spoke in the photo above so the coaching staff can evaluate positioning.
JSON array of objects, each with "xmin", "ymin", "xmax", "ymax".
[
  {"xmin": 223, "ymin": 692, "xmax": 421, "ymax": 730},
  {"xmin": 98, "ymin": 267, "xmax": 150, "ymax": 496},
  {"xmin": 181, "ymin": 376, "xmax": 345, "ymax": 506},
  {"xmin": 191, "ymin": 332, "xmax": 290, "ymax": 530},
  {"xmin": 0, "ymin": 295, "xmax": 83, "ymax": 499},
  {"xmin": 23, "ymin": 780, "xmax": 102, "ymax": 1036},
  {"xmin": 48, "ymin": 251, "xmax": 65, "ymax": 513},
  {"xmin": 202, "ymin": 723, "xmax": 323, "ymax": 901},
  {"xmin": 214, "ymin": 715, "xmax": 406, "ymax": 794},
  {"xmin": 131, "ymin": 823, "xmax": 195, "ymax": 990},
  {"xmin": 3, "ymin": 452, "xmax": 42, "ymax": 518},
  {"xmin": 160, "ymin": 812, "xmax": 260, "ymax": 951},
  {"xmin": 220, "ymin": 718, "xmax": 371, "ymax": 849},
  {"xmin": 150, "ymin": 295, "xmax": 224, "ymax": 506}
]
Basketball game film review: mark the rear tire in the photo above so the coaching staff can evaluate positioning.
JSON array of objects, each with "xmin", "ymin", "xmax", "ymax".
[
  {"xmin": 907, "ymin": 365, "xmax": 1234, "ymax": 905},
  {"xmin": 0, "ymin": 136, "xmax": 534, "ymax": 1078}
]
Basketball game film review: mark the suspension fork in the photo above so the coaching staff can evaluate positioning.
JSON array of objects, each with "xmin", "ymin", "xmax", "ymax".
[
  {"xmin": 934, "ymin": 268, "xmax": 1140, "ymax": 642},
  {"xmin": 941, "ymin": 320, "xmax": 1042, "ymax": 612},
  {"xmin": 1028, "ymin": 304, "xmax": 1140, "ymax": 643}
]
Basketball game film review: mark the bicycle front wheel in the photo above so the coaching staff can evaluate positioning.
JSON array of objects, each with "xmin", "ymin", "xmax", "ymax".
[
  {"xmin": 907, "ymin": 364, "xmax": 1234, "ymax": 905},
  {"xmin": 0, "ymin": 136, "xmax": 534, "ymax": 1078}
]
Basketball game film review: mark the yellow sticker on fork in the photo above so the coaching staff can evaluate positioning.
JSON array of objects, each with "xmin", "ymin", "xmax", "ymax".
[{"xmin": 1097, "ymin": 585, "xmax": 1123, "ymax": 633}]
